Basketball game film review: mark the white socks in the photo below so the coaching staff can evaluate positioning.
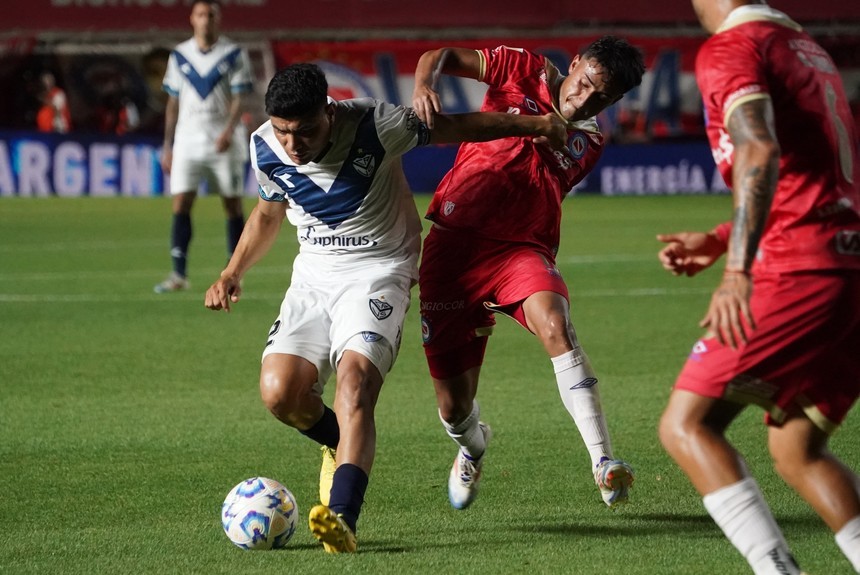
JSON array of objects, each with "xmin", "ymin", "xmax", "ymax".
[
  {"xmin": 703, "ymin": 478, "xmax": 802, "ymax": 575},
  {"xmin": 440, "ymin": 400, "xmax": 485, "ymax": 460},
  {"xmin": 551, "ymin": 348, "xmax": 611, "ymax": 467},
  {"xmin": 836, "ymin": 515, "xmax": 860, "ymax": 573}
]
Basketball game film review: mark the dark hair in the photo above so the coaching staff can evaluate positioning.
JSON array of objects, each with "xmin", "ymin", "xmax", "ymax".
[
  {"xmin": 582, "ymin": 36, "xmax": 645, "ymax": 95},
  {"xmin": 191, "ymin": 0, "xmax": 221, "ymax": 8},
  {"xmin": 265, "ymin": 63, "xmax": 329, "ymax": 118}
]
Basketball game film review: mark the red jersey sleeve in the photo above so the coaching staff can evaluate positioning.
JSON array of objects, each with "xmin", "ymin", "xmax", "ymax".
[
  {"xmin": 697, "ymin": 33, "xmax": 773, "ymax": 182},
  {"xmin": 479, "ymin": 46, "xmax": 543, "ymax": 91},
  {"xmin": 697, "ymin": 35, "xmax": 770, "ymax": 130}
]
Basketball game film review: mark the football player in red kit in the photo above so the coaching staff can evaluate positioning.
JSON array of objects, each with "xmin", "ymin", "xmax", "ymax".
[
  {"xmin": 412, "ymin": 37, "xmax": 645, "ymax": 510},
  {"xmin": 656, "ymin": 1, "xmax": 860, "ymax": 573}
]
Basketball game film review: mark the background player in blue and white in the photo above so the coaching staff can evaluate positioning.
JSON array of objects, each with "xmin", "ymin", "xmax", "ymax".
[
  {"xmin": 204, "ymin": 63, "xmax": 566, "ymax": 553},
  {"xmin": 155, "ymin": 0, "xmax": 253, "ymax": 293}
]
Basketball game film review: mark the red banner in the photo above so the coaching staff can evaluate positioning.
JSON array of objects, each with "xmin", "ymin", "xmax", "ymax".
[{"xmin": 1, "ymin": 0, "xmax": 857, "ymax": 33}]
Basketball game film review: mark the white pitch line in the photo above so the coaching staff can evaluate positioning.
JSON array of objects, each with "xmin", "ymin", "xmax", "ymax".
[
  {"xmin": 0, "ymin": 265, "xmax": 293, "ymax": 282},
  {"xmin": 0, "ymin": 292, "xmax": 282, "ymax": 303},
  {"xmin": 0, "ymin": 236, "xmax": 237, "ymax": 253},
  {"xmin": 575, "ymin": 286, "xmax": 711, "ymax": 297},
  {"xmin": 1, "ymin": 255, "xmax": 651, "ymax": 283},
  {"xmin": 0, "ymin": 239, "xmax": 165, "ymax": 253},
  {"xmin": 0, "ymin": 286, "xmax": 711, "ymax": 304},
  {"xmin": 561, "ymin": 253, "xmax": 654, "ymax": 264}
]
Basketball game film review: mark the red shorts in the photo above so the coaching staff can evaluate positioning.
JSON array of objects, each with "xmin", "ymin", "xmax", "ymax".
[
  {"xmin": 675, "ymin": 270, "xmax": 860, "ymax": 432},
  {"xmin": 419, "ymin": 225, "xmax": 568, "ymax": 378}
]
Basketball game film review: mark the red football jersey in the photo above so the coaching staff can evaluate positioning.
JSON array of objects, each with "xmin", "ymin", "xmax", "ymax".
[
  {"xmin": 697, "ymin": 7, "xmax": 860, "ymax": 273},
  {"xmin": 426, "ymin": 46, "xmax": 605, "ymax": 253}
]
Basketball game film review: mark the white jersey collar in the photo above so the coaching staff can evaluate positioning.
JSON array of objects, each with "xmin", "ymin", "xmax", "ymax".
[{"xmin": 717, "ymin": 3, "xmax": 802, "ymax": 33}]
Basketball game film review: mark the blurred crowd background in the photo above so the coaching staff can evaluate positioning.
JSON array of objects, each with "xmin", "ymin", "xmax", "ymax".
[
  {"xmin": 1, "ymin": 0, "xmax": 857, "ymax": 142},
  {"xmin": 0, "ymin": 0, "xmax": 857, "ymax": 196}
]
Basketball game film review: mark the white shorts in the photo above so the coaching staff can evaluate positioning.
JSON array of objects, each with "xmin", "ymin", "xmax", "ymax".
[
  {"xmin": 169, "ymin": 149, "xmax": 245, "ymax": 197},
  {"xmin": 261, "ymin": 253, "xmax": 414, "ymax": 393}
]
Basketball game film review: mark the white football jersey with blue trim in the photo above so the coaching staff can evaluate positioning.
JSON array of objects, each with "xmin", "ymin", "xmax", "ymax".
[
  {"xmin": 163, "ymin": 36, "xmax": 253, "ymax": 151},
  {"xmin": 251, "ymin": 98, "xmax": 428, "ymax": 268}
]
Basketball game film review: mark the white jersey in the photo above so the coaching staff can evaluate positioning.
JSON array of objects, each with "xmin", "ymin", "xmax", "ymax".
[
  {"xmin": 163, "ymin": 36, "xmax": 252, "ymax": 153},
  {"xmin": 251, "ymin": 98, "xmax": 429, "ymax": 277}
]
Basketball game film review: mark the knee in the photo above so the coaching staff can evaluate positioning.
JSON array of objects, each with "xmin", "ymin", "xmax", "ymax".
[
  {"xmin": 769, "ymin": 440, "xmax": 814, "ymax": 483},
  {"xmin": 334, "ymin": 371, "xmax": 375, "ymax": 416},
  {"xmin": 659, "ymin": 410, "xmax": 693, "ymax": 458},
  {"xmin": 533, "ymin": 310, "xmax": 572, "ymax": 350},
  {"xmin": 173, "ymin": 193, "xmax": 194, "ymax": 214},
  {"xmin": 224, "ymin": 201, "xmax": 243, "ymax": 219},
  {"xmin": 259, "ymin": 371, "xmax": 315, "ymax": 428},
  {"xmin": 658, "ymin": 411, "xmax": 678, "ymax": 452}
]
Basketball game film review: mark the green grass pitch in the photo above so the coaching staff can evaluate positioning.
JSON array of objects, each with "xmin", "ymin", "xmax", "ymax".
[{"xmin": 1, "ymin": 193, "xmax": 857, "ymax": 574}]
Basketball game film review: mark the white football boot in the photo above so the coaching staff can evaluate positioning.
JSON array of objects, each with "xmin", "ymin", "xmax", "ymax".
[{"xmin": 448, "ymin": 422, "xmax": 492, "ymax": 510}]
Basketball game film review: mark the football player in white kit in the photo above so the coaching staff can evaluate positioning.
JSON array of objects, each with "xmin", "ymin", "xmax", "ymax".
[
  {"xmin": 204, "ymin": 63, "xmax": 566, "ymax": 553},
  {"xmin": 155, "ymin": 0, "xmax": 253, "ymax": 293}
]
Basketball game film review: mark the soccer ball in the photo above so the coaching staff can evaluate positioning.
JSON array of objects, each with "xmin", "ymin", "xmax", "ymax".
[{"xmin": 221, "ymin": 477, "xmax": 299, "ymax": 550}]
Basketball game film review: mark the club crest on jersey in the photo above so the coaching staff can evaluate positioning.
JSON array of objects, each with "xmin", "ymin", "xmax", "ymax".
[
  {"xmin": 353, "ymin": 153, "xmax": 375, "ymax": 177},
  {"xmin": 443, "ymin": 201, "xmax": 456, "ymax": 216},
  {"xmin": 836, "ymin": 230, "xmax": 860, "ymax": 255},
  {"xmin": 568, "ymin": 132, "xmax": 588, "ymax": 159},
  {"xmin": 369, "ymin": 298, "xmax": 393, "ymax": 320},
  {"xmin": 689, "ymin": 340, "xmax": 708, "ymax": 361},
  {"xmin": 421, "ymin": 315, "xmax": 432, "ymax": 343}
]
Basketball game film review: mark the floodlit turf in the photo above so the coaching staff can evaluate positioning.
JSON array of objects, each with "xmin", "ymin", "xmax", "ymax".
[{"xmin": 1, "ymin": 193, "xmax": 857, "ymax": 574}]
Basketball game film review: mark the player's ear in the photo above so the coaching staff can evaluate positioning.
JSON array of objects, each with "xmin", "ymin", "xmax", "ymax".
[{"xmin": 568, "ymin": 54, "xmax": 581, "ymax": 74}]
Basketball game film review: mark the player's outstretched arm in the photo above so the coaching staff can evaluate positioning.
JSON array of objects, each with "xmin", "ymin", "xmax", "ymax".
[
  {"xmin": 412, "ymin": 47, "xmax": 481, "ymax": 128},
  {"xmin": 657, "ymin": 230, "xmax": 753, "ymax": 348},
  {"xmin": 204, "ymin": 198, "xmax": 286, "ymax": 312},
  {"xmin": 656, "ymin": 231, "xmax": 726, "ymax": 277},
  {"xmin": 429, "ymin": 111, "xmax": 567, "ymax": 150}
]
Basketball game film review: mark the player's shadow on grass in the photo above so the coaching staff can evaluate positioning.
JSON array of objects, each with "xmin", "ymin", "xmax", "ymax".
[
  {"xmin": 355, "ymin": 532, "xmax": 522, "ymax": 554},
  {"xmin": 279, "ymin": 542, "xmax": 325, "ymax": 551},
  {"xmin": 354, "ymin": 539, "xmax": 411, "ymax": 553},
  {"xmin": 637, "ymin": 512, "xmax": 822, "ymax": 532},
  {"xmin": 519, "ymin": 511, "xmax": 822, "ymax": 538},
  {"xmin": 507, "ymin": 511, "xmax": 713, "ymax": 538}
]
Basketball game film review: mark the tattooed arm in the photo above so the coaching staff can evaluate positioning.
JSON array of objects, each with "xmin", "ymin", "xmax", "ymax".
[
  {"xmin": 725, "ymin": 98, "xmax": 780, "ymax": 274},
  {"xmin": 703, "ymin": 97, "xmax": 780, "ymax": 348}
]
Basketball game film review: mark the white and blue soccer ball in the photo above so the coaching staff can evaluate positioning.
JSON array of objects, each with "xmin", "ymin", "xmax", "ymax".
[{"xmin": 221, "ymin": 477, "xmax": 298, "ymax": 550}]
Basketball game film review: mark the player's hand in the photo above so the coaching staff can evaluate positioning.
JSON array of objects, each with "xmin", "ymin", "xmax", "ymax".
[
  {"xmin": 531, "ymin": 113, "xmax": 568, "ymax": 151},
  {"xmin": 412, "ymin": 84, "xmax": 442, "ymax": 129},
  {"xmin": 160, "ymin": 148, "xmax": 172, "ymax": 175},
  {"xmin": 205, "ymin": 274, "xmax": 242, "ymax": 312},
  {"xmin": 657, "ymin": 232, "xmax": 725, "ymax": 277},
  {"xmin": 700, "ymin": 270, "xmax": 754, "ymax": 349},
  {"xmin": 215, "ymin": 132, "xmax": 231, "ymax": 153}
]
